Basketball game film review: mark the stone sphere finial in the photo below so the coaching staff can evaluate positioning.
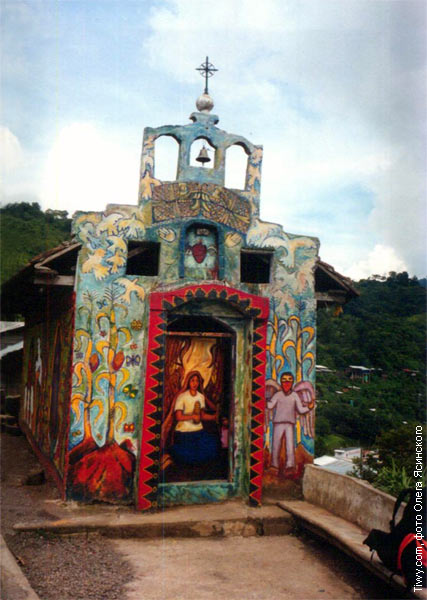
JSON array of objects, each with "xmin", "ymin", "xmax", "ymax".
[{"xmin": 196, "ymin": 93, "xmax": 214, "ymax": 113}]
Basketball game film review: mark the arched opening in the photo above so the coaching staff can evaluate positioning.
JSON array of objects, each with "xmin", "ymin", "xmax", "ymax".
[
  {"xmin": 190, "ymin": 137, "xmax": 216, "ymax": 168},
  {"xmin": 154, "ymin": 135, "xmax": 179, "ymax": 181},
  {"xmin": 225, "ymin": 143, "xmax": 248, "ymax": 190}
]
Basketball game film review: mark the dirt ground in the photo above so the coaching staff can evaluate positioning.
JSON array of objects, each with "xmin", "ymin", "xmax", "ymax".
[
  {"xmin": 113, "ymin": 533, "xmax": 406, "ymax": 600},
  {"xmin": 1, "ymin": 432, "xmax": 404, "ymax": 600},
  {"xmin": 1, "ymin": 432, "xmax": 133, "ymax": 600}
]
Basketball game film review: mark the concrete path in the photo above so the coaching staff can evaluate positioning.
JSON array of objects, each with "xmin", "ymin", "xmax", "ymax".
[{"xmin": 113, "ymin": 536, "xmax": 367, "ymax": 600}]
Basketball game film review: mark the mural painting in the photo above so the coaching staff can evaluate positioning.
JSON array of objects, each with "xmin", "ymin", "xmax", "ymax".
[
  {"xmin": 264, "ymin": 307, "xmax": 317, "ymax": 482},
  {"xmin": 161, "ymin": 336, "xmax": 230, "ymax": 483},
  {"xmin": 152, "ymin": 182, "xmax": 251, "ymax": 233},
  {"xmin": 21, "ymin": 294, "xmax": 74, "ymax": 490},
  {"xmin": 68, "ymin": 207, "xmax": 149, "ymax": 503},
  {"xmin": 68, "ymin": 289, "xmax": 136, "ymax": 502},
  {"xmin": 184, "ymin": 224, "xmax": 219, "ymax": 280},
  {"xmin": 68, "ymin": 95, "xmax": 319, "ymax": 506}
]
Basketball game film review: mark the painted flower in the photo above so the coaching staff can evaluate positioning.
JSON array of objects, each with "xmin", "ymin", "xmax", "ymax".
[
  {"xmin": 131, "ymin": 320, "xmax": 143, "ymax": 331},
  {"xmin": 89, "ymin": 353, "xmax": 100, "ymax": 372},
  {"xmin": 112, "ymin": 351, "xmax": 125, "ymax": 371}
]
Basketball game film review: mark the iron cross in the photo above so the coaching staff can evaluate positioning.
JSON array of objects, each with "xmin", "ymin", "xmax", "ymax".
[{"xmin": 196, "ymin": 57, "xmax": 218, "ymax": 94}]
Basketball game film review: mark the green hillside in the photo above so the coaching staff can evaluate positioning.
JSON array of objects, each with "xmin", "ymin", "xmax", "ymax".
[
  {"xmin": 316, "ymin": 273, "xmax": 426, "ymax": 494},
  {"xmin": 317, "ymin": 272, "xmax": 426, "ymax": 372},
  {"xmin": 0, "ymin": 202, "xmax": 72, "ymax": 284},
  {"xmin": 1, "ymin": 203, "xmax": 425, "ymax": 492}
]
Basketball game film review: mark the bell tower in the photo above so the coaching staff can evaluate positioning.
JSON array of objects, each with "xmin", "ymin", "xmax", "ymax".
[
  {"xmin": 138, "ymin": 58, "xmax": 263, "ymax": 219},
  {"xmin": 70, "ymin": 57, "xmax": 319, "ymax": 510}
]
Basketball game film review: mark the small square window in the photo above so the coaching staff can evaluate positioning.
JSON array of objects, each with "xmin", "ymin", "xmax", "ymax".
[
  {"xmin": 126, "ymin": 241, "xmax": 160, "ymax": 276},
  {"xmin": 240, "ymin": 249, "xmax": 272, "ymax": 284}
]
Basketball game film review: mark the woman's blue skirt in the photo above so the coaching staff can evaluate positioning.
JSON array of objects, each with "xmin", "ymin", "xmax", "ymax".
[{"xmin": 171, "ymin": 430, "xmax": 219, "ymax": 465}]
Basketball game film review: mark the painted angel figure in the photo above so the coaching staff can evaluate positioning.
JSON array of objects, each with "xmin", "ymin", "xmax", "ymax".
[{"xmin": 265, "ymin": 373, "xmax": 315, "ymax": 475}]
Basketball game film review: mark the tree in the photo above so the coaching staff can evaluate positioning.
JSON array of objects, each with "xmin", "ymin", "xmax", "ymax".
[{"xmin": 0, "ymin": 202, "xmax": 72, "ymax": 283}]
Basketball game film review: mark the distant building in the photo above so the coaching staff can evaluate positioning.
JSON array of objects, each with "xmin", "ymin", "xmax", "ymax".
[
  {"xmin": 315, "ymin": 447, "xmax": 361, "ymax": 476},
  {"xmin": 402, "ymin": 368, "xmax": 419, "ymax": 377},
  {"xmin": 347, "ymin": 365, "xmax": 371, "ymax": 383},
  {"xmin": 316, "ymin": 365, "xmax": 334, "ymax": 374},
  {"xmin": 314, "ymin": 455, "xmax": 355, "ymax": 476},
  {"xmin": 334, "ymin": 447, "xmax": 361, "ymax": 460}
]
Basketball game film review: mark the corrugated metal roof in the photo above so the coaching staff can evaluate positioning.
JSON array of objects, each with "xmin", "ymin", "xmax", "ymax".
[
  {"xmin": 0, "ymin": 340, "xmax": 23, "ymax": 359},
  {"xmin": 0, "ymin": 321, "xmax": 25, "ymax": 333}
]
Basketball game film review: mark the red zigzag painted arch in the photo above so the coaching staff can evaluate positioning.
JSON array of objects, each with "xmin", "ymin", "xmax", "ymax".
[{"xmin": 137, "ymin": 284, "xmax": 269, "ymax": 511}]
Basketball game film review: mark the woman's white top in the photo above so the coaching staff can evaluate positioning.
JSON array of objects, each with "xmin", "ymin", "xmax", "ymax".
[{"xmin": 174, "ymin": 390, "xmax": 205, "ymax": 432}]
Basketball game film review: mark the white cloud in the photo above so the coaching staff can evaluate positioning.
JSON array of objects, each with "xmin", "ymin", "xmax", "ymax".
[
  {"xmin": 0, "ymin": 127, "xmax": 36, "ymax": 206},
  {"xmin": 368, "ymin": 150, "xmax": 427, "ymax": 276},
  {"xmin": 345, "ymin": 244, "xmax": 408, "ymax": 281},
  {"xmin": 0, "ymin": 127, "xmax": 23, "ymax": 173},
  {"xmin": 40, "ymin": 123, "xmax": 139, "ymax": 216},
  {"xmin": 143, "ymin": 0, "xmax": 426, "ymax": 277},
  {"xmin": 2, "ymin": 0, "xmax": 425, "ymax": 278}
]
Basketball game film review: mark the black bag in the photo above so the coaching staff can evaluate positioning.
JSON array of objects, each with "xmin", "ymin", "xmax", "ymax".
[
  {"xmin": 363, "ymin": 487, "xmax": 426, "ymax": 587},
  {"xmin": 391, "ymin": 487, "xmax": 426, "ymax": 540}
]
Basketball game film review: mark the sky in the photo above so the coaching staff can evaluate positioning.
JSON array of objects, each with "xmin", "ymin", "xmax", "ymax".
[{"xmin": 1, "ymin": 0, "xmax": 426, "ymax": 280}]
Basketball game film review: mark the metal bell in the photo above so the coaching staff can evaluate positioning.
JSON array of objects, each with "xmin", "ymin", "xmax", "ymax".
[{"xmin": 196, "ymin": 146, "xmax": 211, "ymax": 165}]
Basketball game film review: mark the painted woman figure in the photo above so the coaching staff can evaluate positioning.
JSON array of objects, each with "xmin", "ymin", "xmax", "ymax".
[{"xmin": 170, "ymin": 370, "xmax": 219, "ymax": 466}]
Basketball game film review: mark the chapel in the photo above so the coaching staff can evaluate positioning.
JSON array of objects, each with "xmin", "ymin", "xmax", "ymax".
[{"xmin": 1, "ymin": 59, "xmax": 356, "ymax": 509}]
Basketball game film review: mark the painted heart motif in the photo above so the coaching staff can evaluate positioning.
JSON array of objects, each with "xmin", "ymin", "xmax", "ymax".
[{"xmin": 191, "ymin": 241, "xmax": 207, "ymax": 263}]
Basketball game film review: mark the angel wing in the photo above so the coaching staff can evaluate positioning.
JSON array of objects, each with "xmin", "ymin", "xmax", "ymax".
[
  {"xmin": 294, "ymin": 380, "xmax": 316, "ymax": 438},
  {"xmin": 265, "ymin": 378, "xmax": 281, "ymax": 402},
  {"xmin": 264, "ymin": 378, "xmax": 281, "ymax": 439}
]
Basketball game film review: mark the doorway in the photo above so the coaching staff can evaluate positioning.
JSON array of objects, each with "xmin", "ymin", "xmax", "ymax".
[
  {"xmin": 137, "ymin": 284, "xmax": 269, "ymax": 511},
  {"xmin": 161, "ymin": 315, "xmax": 234, "ymax": 483}
]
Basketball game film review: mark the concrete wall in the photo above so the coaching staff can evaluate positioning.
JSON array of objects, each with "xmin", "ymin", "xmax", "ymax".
[{"xmin": 303, "ymin": 464, "xmax": 399, "ymax": 532}]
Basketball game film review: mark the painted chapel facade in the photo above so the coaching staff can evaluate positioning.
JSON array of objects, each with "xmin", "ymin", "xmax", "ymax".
[{"xmin": 3, "ymin": 88, "xmax": 355, "ymax": 510}]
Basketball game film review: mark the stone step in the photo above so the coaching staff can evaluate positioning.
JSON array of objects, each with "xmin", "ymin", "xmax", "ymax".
[
  {"xmin": 0, "ymin": 415, "xmax": 22, "ymax": 436},
  {"xmin": 13, "ymin": 503, "xmax": 293, "ymax": 539}
]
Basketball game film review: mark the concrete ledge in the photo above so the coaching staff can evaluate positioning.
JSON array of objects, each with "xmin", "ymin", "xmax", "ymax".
[
  {"xmin": 1, "ymin": 534, "xmax": 40, "ymax": 600},
  {"xmin": 303, "ymin": 464, "xmax": 399, "ymax": 532},
  {"xmin": 13, "ymin": 504, "xmax": 293, "ymax": 539},
  {"xmin": 278, "ymin": 500, "xmax": 427, "ymax": 600}
]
